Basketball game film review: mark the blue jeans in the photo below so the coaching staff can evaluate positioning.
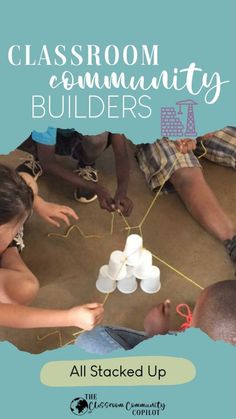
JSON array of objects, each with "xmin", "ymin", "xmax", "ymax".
[{"xmin": 75, "ymin": 326, "xmax": 148, "ymax": 354}]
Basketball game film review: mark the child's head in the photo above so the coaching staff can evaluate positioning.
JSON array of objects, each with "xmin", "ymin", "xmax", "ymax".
[
  {"xmin": 0, "ymin": 164, "xmax": 34, "ymax": 253},
  {"xmin": 192, "ymin": 280, "xmax": 236, "ymax": 344}
]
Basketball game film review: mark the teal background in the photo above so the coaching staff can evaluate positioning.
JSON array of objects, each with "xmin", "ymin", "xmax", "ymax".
[
  {"xmin": 0, "ymin": 1, "xmax": 235, "ymax": 418},
  {"xmin": 0, "ymin": 330, "xmax": 235, "ymax": 418},
  {"xmin": 0, "ymin": 0, "xmax": 235, "ymax": 153}
]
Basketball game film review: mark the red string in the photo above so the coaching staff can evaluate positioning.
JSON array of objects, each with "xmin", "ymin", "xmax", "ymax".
[{"xmin": 176, "ymin": 303, "xmax": 193, "ymax": 331}]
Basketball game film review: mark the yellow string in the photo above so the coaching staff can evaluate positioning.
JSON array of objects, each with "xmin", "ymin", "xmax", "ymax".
[
  {"xmin": 110, "ymin": 211, "xmax": 115, "ymax": 235},
  {"xmin": 37, "ymin": 330, "xmax": 63, "ymax": 347},
  {"xmin": 48, "ymin": 225, "xmax": 103, "ymax": 240},
  {"xmin": 102, "ymin": 293, "xmax": 110, "ymax": 305},
  {"xmin": 198, "ymin": 140, "xmax": 207, "ymax": 159},
  {"xmin": 151, "ymin": 253, "xmax": 204, "ymax": 290},
  {"xmin": 139, "ymin": 159, "xmax": 178, "ymax": 228},
  {"xmin": 63, "ymin": 338, "xmax": 76, "ymax": 346},
  {"xmin": 47, "ymin": 212, "xmax": 115, "ymax": 240}
]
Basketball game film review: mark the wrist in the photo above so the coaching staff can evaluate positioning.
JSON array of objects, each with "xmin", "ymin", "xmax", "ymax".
[
  {"xmin": 67, "ymin": 307, "xmax": 80, "ymax": 327},
  {"xmin": 116, "ymin": 183, "xmax": 127, "ymax": 195},
  {"xmin": 39, "ymin": 308, "xmax": 74, "ymax": 328}
]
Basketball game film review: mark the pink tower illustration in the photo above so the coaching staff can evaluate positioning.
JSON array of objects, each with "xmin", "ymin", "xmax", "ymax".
[{"xmin": 161, "ymin": 99, "xmax": 198, "ymax": 137}]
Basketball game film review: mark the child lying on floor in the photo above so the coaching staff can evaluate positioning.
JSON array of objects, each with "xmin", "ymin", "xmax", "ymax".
[
  {"xmin": 135, "ymin": 127, "xmax": 236, "ymax": 267},
  {"xmin": 0, "ymin": 164, "xmax": 104, "ymax": 329},
  {"xmin": 76, "ymin": 279, "xmax": 236, "ymax": 353}
]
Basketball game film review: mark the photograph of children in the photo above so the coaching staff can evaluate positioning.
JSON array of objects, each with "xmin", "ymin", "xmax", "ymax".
[{"xmin": 0, "ymin": 126, "xmax": 235, "ymax": 353}]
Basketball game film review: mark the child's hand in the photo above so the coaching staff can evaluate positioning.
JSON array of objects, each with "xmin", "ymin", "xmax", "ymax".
[
  {"xmin": 96, "ymin": 186, "xmax": 115, "ymax": 212},
  {"xmin": 175, "ymin": 139, "xmax": 196, "ymax": 154},
  {"xmin": 196, "ymin": 131, "xmax": 216, "ymax": 141},
  {"xmin": 143, "ymin": 300, "xmax": 171, "ymax": 336},
  {"xmin": 34, "ymin": 196, "xmax": 79, "ymax": 227},
  {"xmin": 114, "ymin": 189, "xmax": 133, "ymax": 217},
  {"xmin": 69, "ymin": 303, "xmax": 104, "ymax": 330}
]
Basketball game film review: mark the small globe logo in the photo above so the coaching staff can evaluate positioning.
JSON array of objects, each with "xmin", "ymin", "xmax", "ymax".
[{"xmin": 70, "ymin": 397, "xmax": 89, "ymax": 416}]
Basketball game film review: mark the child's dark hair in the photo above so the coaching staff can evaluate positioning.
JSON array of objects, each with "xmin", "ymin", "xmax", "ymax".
[
  {"xmin": 193, "ymin": 280, "xmax": 236, "ymax": 342},
  {"xmin": 0, "ymin": 164, "xmax": 34, "ymax": 225}
]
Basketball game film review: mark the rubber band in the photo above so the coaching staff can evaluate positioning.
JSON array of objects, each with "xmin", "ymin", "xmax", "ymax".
[{"xmin": 176, "ymin": 303, "xmax": 193, "ymax": 331}]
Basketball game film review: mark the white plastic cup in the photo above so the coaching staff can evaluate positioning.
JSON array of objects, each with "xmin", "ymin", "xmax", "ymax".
[
  {"xmin": 108, "ymin": 250, "xmax": 127, "ymax": 281},
  {"xmin": 124, "ymin": 234, "xmax": 143, "ymax": 266},
  {"xmin": 117, "ymin": 274, "xmax": 138, "ymax": 294},
  {"xmin": 140, "ymin": 266, "xmax": 161, "ymax": 294},
  {"xmin": 134, "ymin": 249, "xmax": 153, "ymax": 279},
  {"xmin": 126, "ymin": 265, "xmax": 134, "ymax": 276},
  {"xmin": 96, "ymin": 265, "xmax": 117, "ymax": 294}
]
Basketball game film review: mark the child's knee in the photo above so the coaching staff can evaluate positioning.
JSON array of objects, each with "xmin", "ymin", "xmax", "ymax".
[
  {"xmin": 18, "ymin": 273, "xmax": 39, "ymax": 304},
  {"xmin": 8, "ymin": 273, "xmax": 39, "ymax": 305}
]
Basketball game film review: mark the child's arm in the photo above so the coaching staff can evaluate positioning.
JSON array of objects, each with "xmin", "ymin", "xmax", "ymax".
[
  {"xmin": 33, "ymin": 196, "xmax": 78, "ymax": 227},
  {"xmin": 36, "ymin": 143, "xmax": 114, "ymax": 212},
  {"xmin": 110, "ymin": 134, "xmax": 133, "ymax": 216},
  {"xmin": 37, "ymin": 144, "xmax": 97, "ymax": 190},
  {"xmin": 175, "ymin": 131, "xmax": 215, "ymax": 154},
  {"xmin": 0, "ymin": 302, "xmax": 104, "ymax": 330},
  {"xmin": 19, "ymin": 172, "xmax": 79, "ymax": 227}
]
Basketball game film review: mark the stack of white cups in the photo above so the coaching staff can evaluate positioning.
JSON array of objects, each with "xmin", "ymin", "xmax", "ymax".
[
  {"xmin": 96, "ymin": 250, "xmax": 128, "ymax": 293},
  {"xmin": 96, "ymin": 234, "xmax": 161, "ymax": 294}
]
